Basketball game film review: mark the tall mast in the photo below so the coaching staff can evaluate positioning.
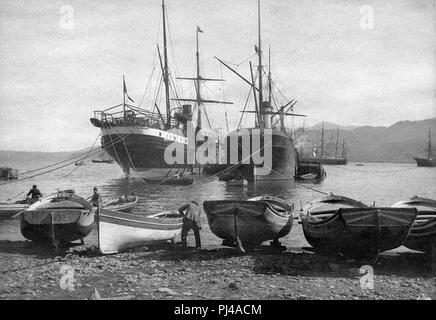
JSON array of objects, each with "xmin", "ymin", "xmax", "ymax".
[
  {"xmin": 196, "ymin": 28, "xmax": 202, "ymax": 130},
  {"xmin": 162, "ymin": 0, "xmax": 171, "ymax": 129},
  {"xmin": 335, "ymin": 127, "xmax": 339, "ymax": 158},
  {"xmin": 320, "ymin": 121, "xmax": 325, "ymax": 157},
  {"xmin": 268, "ymin": 46, "xmax": 271, "ymax": 105},
  {"xmin": 257, "ymin": 0, "xmax": 263, "ymax": 128},
  {"xmin": 428, "ymin": 127, "xmax": 432, "ymax": 159}
]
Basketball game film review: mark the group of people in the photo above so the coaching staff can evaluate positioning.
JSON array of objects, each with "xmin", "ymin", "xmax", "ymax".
[{"xmin": 26, "ymin": 185, "xmax": 203, "ymax": 250}]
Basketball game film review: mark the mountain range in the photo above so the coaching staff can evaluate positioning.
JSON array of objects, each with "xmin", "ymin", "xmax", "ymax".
[{"xmin": 1, "ymin": 118, "xmax": 435, "ymax": 164}]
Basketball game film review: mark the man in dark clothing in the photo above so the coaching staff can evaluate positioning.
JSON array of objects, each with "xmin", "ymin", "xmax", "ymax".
[
  {"xmin": 90, "ymin": 187, "xmax": 101, "ymax": 207},
  {"xmin": 26, "ymin": 185, "xmax": 42, "ymax": 203},
  {"xmin": 178, "ymin": 200, "xmax": 201, "ymax": 249}
]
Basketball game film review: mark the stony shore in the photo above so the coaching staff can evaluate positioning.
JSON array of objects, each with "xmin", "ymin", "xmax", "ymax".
[{"xmin": 0, "ymin": 224, "xmax": 434, "ymax": 300}]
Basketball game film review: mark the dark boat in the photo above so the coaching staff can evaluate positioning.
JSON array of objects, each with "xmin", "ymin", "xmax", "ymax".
[
  {"xmin": 92, "ymin": 159, "xmax": 114, "ymax": 164},
  {"xmin": 295, "ymin": 159, "xmax": 326, "ymax": 181},
  {"xmin": 301, "ymin": 195, "xmax": 417, "ymax": 258},
  {"xmin": 143, "ymin": 176, "xmax": 194, "ymax": 186},
  {"xmin": 216, "ymin": 0, "xmax": 306, "ymax": 182},
  {"xmin": 98, "ymin": 209, "xmax": 183, "ymax": 254},
  {"xmin": 0, "ymin": 167, "xmax": 18, "ymax": 180},
  {"xmin": 299, "ymin": 123, "xmax": 347, "ymax": 165},
  {"xmin": 413, "ymin": 128, "xmax": 436, "ymax": 167},
  {"xmin": 90, "ymin": 0, "xmax": 231, "ymax": 180},
  {"xmin": 203, "ymin": 196, "xmax": 294, "ymax": 250},
  {"xmin": 102, "ymin": 196, "xmax": 139, "ymax": 213},
  {"xmin": 392, "ymin": 196, "xmax": 436, "ymax": 254},
  {"xmin": 21, "ymin": 191, "xmax": 95, "ymax": 247}
]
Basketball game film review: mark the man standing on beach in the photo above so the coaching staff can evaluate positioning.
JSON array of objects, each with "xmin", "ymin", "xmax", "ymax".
[
  {"xmin": 90, "ymin": 187, "xmax": 101, "ymax": 207},
  {"xmin": 178, "ymin": 200, "xmax": 202, "ymax": 250}
]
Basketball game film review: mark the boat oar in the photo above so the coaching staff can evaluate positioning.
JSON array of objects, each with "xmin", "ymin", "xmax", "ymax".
[
  {"xmin": 233, "ymin": 212, "xmax": 245, "ymax": 253},
  {"xmin": 11, "ymin": 209, "xmax": 27, "ymax": 219}
]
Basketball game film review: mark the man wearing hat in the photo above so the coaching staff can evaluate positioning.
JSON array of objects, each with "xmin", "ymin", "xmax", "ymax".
[{"xmin": 178, "ymin": 200, "xmax": 202, "ymax": 250}]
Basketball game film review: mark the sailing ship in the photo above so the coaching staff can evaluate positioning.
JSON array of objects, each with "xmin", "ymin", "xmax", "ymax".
[
  {"xmin": 413, "ymin": 128, "xmax": 435, "ymax": 167},
  {"xmin": 299, "ymin": 122, "xmax": 347, "ymax": 165},
  {"xmin": 90, "ymin": 0, "xmax": 230, "ymax": 179},
  {"xmin": 216, "ymin": 0, "xmax": 305, "ymax": 181}
]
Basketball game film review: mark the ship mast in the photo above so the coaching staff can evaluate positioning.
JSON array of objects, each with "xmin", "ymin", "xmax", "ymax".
[
  {"xmin": 335, "ymin": 127, "xmax": 339, "ymax": 158},
  {"xmin": 320, "ymin": 121, "xmax": 325, "ymax": 158},
  {"xmin": 196, "ymin": 27, "xmax": 202, "ymax": 130},
  {"xmin": 162, "ymin": 0, "xmax": 171, "ymax": 129},
  {"xmin": 428, "ymin": 127, "xmax": 432, "ymax": 160},
  {"xmin": 257, "ymin": 0, "xmax": 264, "ymax": 129}
]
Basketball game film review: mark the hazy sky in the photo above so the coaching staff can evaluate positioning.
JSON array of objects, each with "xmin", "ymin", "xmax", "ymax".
[{"xmin": 0, "ymin": 0, "xmax": 435, "ymax": 151}]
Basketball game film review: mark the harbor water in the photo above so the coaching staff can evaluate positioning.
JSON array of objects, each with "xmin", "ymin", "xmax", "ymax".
[{"xmin": 0, "ymin": 160, "xmax": 435, "ymax": 250}]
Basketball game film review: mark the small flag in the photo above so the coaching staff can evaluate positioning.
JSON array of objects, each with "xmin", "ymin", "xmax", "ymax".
[
  {"xmin": 197, "ymin": 26, "xmax": 204, "ymax": 33},
  {"xmin": 123, "ymin": 76, "xmax": 135, "ymax": 103}
]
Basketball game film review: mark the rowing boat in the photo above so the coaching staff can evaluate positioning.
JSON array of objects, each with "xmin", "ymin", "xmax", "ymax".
[
  {"xmin": 301, "ymin": 195, "xmax": 417, "ymax": 258},
  {"xmin": 21, "ymin": 191, "xmax": 95, "ymax": 247},
  {"xmin": 203, "ymin": 196, "xmax": 294, "ymax": 250},
  {"xmin": 102, "ymin": 196, "xmax": 139, "ymax": 213},
  {"xmin": 392, "ymin": 196, "xmax": 436, "ymax": 254},
  {"xmin": 97, "ymin": 209, "xmax": 183, "ymax": 254}
]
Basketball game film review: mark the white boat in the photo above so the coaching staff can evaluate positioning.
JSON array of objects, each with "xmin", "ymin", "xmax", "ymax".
[{"xmin": 98, "ymin": 209, "xmax": 183, "ymax": 254}]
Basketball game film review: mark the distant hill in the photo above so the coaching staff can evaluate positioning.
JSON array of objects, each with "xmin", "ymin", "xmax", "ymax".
[{"xmin": 295, "ymin": 118, "xmax": 436, "ymax": 163}]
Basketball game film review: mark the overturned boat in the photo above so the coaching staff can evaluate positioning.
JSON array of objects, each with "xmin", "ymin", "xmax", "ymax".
[
  {"xmin": 203, "ymin": 196, "xmax": 294, "ymax": 250},
  {"xmin": 97, "ymin": 209, "xmax": 183, "ymax": 254},
  {"xmin": 392, "ymin": 196, "xmax": 436, "ymax": 254},
  {"xmin": 301, "ymin": 194, "xmax": 417, "ymax": 259},
  {"xmin": 21, "ymin": 191, "xmax": 95, "ymax": 247}
]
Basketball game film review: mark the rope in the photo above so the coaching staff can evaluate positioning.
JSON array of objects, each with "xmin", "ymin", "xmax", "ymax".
[{"xmin": 60, "ymin": 134, "xmax": 101, "ymax": 178}]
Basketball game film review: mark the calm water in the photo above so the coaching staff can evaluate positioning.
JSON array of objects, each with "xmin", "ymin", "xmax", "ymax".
[{"xmin": 1, "ymin": 160, "xmax": 435, "ymax": 246}]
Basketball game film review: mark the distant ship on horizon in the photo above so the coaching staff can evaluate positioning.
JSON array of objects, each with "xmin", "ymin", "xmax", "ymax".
[
  {"xmin": 414, "ymin": 127, "xmax": 436, "ymax": 167},
  {"xmin": 299, "ymin": 122, "xmax": 348, "ymax": 165}
]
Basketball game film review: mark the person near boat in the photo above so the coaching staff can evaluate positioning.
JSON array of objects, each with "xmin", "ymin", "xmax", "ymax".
[
  {"xmin": 26, "ymin": 185, "xmax": 42, "ymax": 204},
  {"xmin": 90, "ymin": 187, "xmax": 101, "ymax": 207},
  {"xmin": 178, "ymin": 200, "xmax": 202, "ymax": 250}
]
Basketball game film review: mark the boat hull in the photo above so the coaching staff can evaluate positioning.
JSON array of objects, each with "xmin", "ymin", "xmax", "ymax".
[
  {"xmin": 392, "ymin": 197, "xmax": 436, "ymax": 253},
  {"xmin": 414, "ymin": 157, "xmax": 436, "ymax": 167},
  {"xmin": 98, "ymin": 126, "xmax": 188, "ymax": 177},
  {"xmin": 102, "ymin": 196, "xmax": 139, "ymax": 213},
  {"xmin": 299, "ymin": 157, "xmax": 347, "ymax": 165},
  {"xmin": 224, "ymin": 128, "xmax": 297, "ymax": 181},
  {"xmin": 20, "ymin": 194, "xmax": 95, "ymax": 245},
  {"xmin": 203, "ymin": 198, "xmax": 293, "ymax": 248},
  {"xmin": 98, "ymin": 209, "xmax": 183, "ymax": 254},
  {"xmin": 302, "ymin": 207, "xmax": 417, "ymax": 258}
]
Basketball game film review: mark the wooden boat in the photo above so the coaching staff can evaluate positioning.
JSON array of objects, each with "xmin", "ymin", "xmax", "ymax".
[
  {"xmin": 392, "ymin": 196, "xmax": 436, "ymax": 254},
  {"xmin": 92, "ymin": 159, "xmax": 114, "ymax": 164},
  {"xmin": 21, "ymin": 191, "xmax": 95, "ymax": 247},
  {"xmin": 203, "ymin": 196, "xmax": 294, "ymax": 250},
  {"xmin": 0, "ymin": 199, "xmax": 29, "ymax": 219},
  {"xmin": 144, "ymin": 176, "xmax": 193, "ymax": 186},
  {"xmin": 102, "ymin": 196, "xmax": 139, "ymax": 213},
  {"xmin": 295, "ymin": 160, "xmax": 326, "ymax": 181},
  {"xmin": 0, "ymin": 167, "xmax": 18, "ymax": 180},
  {"xmin": 97, "ymin": 209, "xmax": 183, "ymax": 254},
  {"xmin": 301, "ymin": 195, "xmax": 417, "ymax": 258}
]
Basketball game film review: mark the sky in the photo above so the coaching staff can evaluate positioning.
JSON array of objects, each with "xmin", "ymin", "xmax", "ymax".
[{"xmin": 0, "ymin": 0, "xmax": 435, "ymax": 151}]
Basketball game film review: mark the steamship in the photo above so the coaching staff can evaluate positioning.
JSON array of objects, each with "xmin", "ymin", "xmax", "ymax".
[
  {"xmin": 90, "ymin": 0, "xmax": 231, "ymax": 179},
  {"xmin": 217, "ymin": 0, "xmax": 305, "ymax": 181}
]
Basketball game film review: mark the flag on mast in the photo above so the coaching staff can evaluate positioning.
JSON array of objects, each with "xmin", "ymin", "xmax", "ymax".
[
  {"xmin": 197, "ymin": 26, "xmax": 204, "ymax": 33},
  {"xmin": 123, "ymin": 76, "xmax": 135, "ymax": 103}
]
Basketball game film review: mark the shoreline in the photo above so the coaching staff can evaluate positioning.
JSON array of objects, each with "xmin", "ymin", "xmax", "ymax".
[{"xmin": 1, "ymin": 225, "xmax": 434, "ymax": 300}]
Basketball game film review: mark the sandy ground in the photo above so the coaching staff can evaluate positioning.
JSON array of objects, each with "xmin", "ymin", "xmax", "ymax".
[{"xmin": 0, "ymin": 223, "xmax": 435, "ymax": 300}]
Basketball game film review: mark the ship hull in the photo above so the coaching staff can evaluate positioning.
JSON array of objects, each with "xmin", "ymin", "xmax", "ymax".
[
  {"xmin": 225, "ymin": 128, "xmax": 297, "ymax": 181},
  {"xmin": 414, "ymin": 157, "xmax": 436, "ymax": 167},
  {"xmin": 99, "ymin": 126, "xmax": 188, "ymax": 178},
  {"xmin": 299, "ymin": 157, "xmax": 347, "ymax": 165}
]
